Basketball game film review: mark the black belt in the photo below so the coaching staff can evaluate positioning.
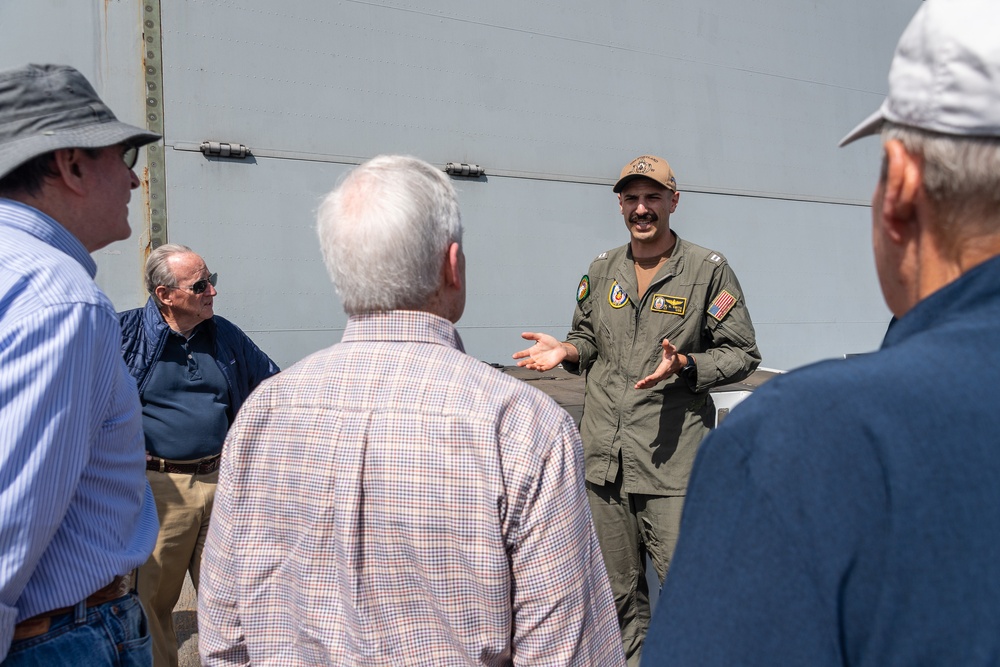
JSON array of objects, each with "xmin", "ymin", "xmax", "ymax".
[{"xmin": 146, "ymin": 454, "xmax": 220, "ymax": 475}]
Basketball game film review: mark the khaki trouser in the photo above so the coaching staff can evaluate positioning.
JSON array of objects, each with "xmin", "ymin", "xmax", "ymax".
[
  {"xmin": 587, "ymin": 473, "xmax": 685, "ymax": 667},
  {"xmin": 139, "ymin": 468, "xmax": 218, "ymax": 667}
]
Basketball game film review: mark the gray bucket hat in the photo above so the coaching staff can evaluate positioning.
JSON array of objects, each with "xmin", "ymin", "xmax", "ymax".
[
  {"xmin": 0, "ymin": 63, "xmax": 161, "ymax": 180},
  {"xmin": 840, "ymin": 0, "xmax": 1000, "ymax": 146}
]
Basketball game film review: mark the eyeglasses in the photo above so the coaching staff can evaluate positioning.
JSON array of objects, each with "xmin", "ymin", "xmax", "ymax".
[
  {"xmin": 123, "ymin": 144, "xmax": 139, "ymax": 169},
  {"xmin": 167, "ymin": 273, "xmax": 218, "ymax": 295}
]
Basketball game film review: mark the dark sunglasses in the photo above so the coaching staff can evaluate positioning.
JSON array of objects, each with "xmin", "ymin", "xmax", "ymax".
[
  {"xmin": 168, "ymin": 272, "xmax": 218, "ymax": 295},
  {"xmin": 123, "ymin": 144, "xmax": 139, "ymax": 169}
]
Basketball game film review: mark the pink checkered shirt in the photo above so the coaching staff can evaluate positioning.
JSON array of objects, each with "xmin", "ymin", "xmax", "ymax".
[{"xmin": 198, "ymin": 310, "xmax": 625, "ymax": 666}]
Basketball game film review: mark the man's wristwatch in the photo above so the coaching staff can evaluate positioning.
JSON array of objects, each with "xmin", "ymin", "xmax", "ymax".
[{"xmin": 680, "ymin": 354, "xmax": 697, "ymax": 381}]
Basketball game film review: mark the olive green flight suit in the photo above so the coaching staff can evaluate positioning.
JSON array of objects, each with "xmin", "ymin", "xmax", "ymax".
[{"xmin": 564, "ymin": 234, "xmax": 760, "ymax": 665}]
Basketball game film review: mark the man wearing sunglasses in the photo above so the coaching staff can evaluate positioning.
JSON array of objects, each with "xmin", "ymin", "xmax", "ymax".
[
  {"xmin": 118, "ymin": 244, "xmax": 279, "ymax": 667},
  {"xmin": 0, "ymin": 64, "xmax": 161, "ymax": 664}
]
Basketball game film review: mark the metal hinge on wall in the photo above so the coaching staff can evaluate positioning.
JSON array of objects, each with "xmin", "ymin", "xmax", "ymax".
[
  {"xmin": 199, "ymin": 141, "xmax": 251, "ymax": 159},
  {"xmin": 444, "ymin": 162, "xmax": 485, "ymax": 177}
]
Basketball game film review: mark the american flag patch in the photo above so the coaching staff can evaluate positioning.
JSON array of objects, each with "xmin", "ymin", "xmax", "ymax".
[{"xmin": 707, "ymin": 290, "xmax": 737, "ymax": 321}]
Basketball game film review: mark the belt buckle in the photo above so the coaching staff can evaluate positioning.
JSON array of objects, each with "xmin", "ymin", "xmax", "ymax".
[{"xmin": 198, "ymin": 455, "xmax": 220, "ymax": 474}]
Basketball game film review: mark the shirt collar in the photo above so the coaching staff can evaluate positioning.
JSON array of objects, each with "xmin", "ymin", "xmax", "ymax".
[
  {"xmin": 342, "ymin": 310, "xmax": 465, "ymax": 353},
  {"xmin": 883, "ymin": 254, "xmax": 1000, "ymax": 349},
  {"xmin": 0, "ymin": 198, "xmax": 97, "ymax": 278}
]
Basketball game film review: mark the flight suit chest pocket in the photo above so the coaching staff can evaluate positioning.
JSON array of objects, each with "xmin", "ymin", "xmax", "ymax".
[
  {"xmin": 596, "ymin": 297, "xmax": 634, "ymax": 359},
  {"xmin": 647, "ymin": 286, "xmax": 697, "ymax": 345}
]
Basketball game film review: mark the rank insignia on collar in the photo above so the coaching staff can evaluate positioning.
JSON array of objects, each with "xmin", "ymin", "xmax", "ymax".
[
  {"xmin": 707, "ymin": 289, "xmax": 738, "ymax": 321},
  {"xmin": 608, "ymin": 282, "xmax": 630, "ymax": 309},
  {"xmin": 651, "ymin": 294, "xmax": 686, "ymax": 316},
  {"xmin": 577, "ymin": 275, "xmax": 590, "ymax": 302}
]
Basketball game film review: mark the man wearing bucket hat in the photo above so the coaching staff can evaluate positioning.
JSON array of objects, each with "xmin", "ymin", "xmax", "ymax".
[
  {"xmin": 514, "ymin": 155, "xmax": 760, "ymax": 665},
  {"xmin": 0, "ymin": 64, "xmax": 161, "ymax": 664},
  {"xmin": 641, "ymin": 1, "xmax": 1000, "ymax": 664}
]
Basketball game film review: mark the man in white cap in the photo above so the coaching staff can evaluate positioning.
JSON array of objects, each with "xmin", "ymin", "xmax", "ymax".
[
  {"xmin": 641, "ymin": 1, "xmax": 1000, "ymax": 664},
  {"xmin": 0, "ymin": 64, "xmax": 160, "ymax": 665}
]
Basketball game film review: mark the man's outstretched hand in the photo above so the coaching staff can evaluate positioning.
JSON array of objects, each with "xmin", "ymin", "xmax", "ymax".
[{"xmin": 513, "ymin": 332, "xmax": 572, "ymax": 372}]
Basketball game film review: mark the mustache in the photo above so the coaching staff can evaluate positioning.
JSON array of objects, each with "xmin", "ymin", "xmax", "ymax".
[{"xmin": 630, "ymin": 212, "xmax": 658, "ymax": 223}]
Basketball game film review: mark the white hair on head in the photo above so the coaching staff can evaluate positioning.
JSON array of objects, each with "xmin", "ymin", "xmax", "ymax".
[
  {"xmin": 316, "ymin": 155, "xmax": 462, "ymax": 315},
  {"xmin": 145, "ymin": 243, "xmax": 195, "ymax": 306},
  {"xmin": 882, "ymin": 123, "xmax": 1000, "ymax": 241}
]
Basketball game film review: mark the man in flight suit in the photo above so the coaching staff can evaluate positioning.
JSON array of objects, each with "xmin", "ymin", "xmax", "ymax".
[{"xmin": 514, "ymin": 155, "xmax": 761, "ymax": 665}]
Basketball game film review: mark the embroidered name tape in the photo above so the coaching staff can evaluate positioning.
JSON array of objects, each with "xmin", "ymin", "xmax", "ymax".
[{"xmin": 651, "ymin": 294, "xmax": 686, "ymax": 316}]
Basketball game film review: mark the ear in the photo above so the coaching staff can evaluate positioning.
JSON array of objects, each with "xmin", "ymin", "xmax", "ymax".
[
  {"xmin": 669, "ymin": 190, "xmax": 680, "ymax": 213},
  {"xmin": 442, "ymin": 242, "xmax": 463, "ymax": 290},
  {"xmin": 154, "ymin": 284, "xmax": 174, "ymax": 306},
  {"xmin": 618, "ymin": 193, "xmax": 624, "ymax": 215},
  {"xmin": 50, "ymin": 148, "xmax": 90, "ymax": 197},
  {"xmin": 878, "ymin": 139, "xmax": 922, "ymax": 243}
]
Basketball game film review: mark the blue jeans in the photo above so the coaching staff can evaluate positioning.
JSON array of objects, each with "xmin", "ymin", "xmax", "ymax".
[{"xmin": 3, "ymin": 593, "xmax": 151, "ymax": 666}]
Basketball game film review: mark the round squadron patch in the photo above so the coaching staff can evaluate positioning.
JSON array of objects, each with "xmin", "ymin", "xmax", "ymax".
[
  {"xmin": 577, "ymin": 275, "xmax": 590, "ymax": 302},
  {"xmin": 608, "ymin": 282, "xmax": 630, "ymax": 309}
]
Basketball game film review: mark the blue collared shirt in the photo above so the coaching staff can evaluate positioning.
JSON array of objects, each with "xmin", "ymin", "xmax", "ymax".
[{"xmin": 0, "ymin": 199, "xmax": 158, "ymax": 660}]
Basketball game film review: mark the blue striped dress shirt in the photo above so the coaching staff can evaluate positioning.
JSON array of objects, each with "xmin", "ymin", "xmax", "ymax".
[{"xmin": 0, "ymin": 199, "xmax": 159, "ymax": 660}]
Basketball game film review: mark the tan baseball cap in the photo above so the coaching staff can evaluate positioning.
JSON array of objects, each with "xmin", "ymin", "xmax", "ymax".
[{"xmin": 613, "ymin": 155, "xmax": 677, "ymax": 193}]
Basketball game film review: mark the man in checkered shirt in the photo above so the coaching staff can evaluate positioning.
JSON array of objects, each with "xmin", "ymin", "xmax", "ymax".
[{"xmin": 197, "ymin": 155, "xmax": 625, "ymax": 666}]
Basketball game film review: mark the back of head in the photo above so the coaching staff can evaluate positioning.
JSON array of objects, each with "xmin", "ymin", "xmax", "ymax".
[
  {"xmin": 0, "ymin": 63, "xmax": 160, "ymax": 194},
  {"xmin": 317, "ymin": 155, "xmax": 462, "ymax": 315}
]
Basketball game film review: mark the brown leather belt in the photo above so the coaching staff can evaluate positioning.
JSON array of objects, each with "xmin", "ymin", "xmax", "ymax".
[
  {"xmin": 12, "ymin": 574, "xmax": 133, "ymax": 641},
  {"xmin": 146, "ymin": 453, "xmax": 221, "ymax": 475}
]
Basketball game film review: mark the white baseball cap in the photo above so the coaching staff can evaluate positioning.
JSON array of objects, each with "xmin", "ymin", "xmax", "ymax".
[{"xmin": 840, "ymin": 0, "xmax": 1000, "ymax": 146}]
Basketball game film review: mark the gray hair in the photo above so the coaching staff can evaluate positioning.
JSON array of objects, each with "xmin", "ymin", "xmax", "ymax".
[
  {"xmin": 882, "ymin": 123, "xmax": 1000, "ymax": 242},
  {"xmin": 145, "ymin": 243, "xmax": 194, "ymax": 306},
  {"xmin": 317, "ymin": 155, "xmax": 463, "ymax": 315}
]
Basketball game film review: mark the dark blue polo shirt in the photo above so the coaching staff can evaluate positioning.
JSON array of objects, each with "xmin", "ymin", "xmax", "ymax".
[{"xmin": 141, "ymin": 326, "xmax": 230, "ymax": 460}]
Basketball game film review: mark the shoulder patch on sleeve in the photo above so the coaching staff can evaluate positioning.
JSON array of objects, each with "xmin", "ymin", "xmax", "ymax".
[
  {"xmin": 576, "ymin": 275, "xmax": 590, "ymax": 302},
  {"xmin": 707, "ymin": 289, "xmax": 738, "ymax": 321}
]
